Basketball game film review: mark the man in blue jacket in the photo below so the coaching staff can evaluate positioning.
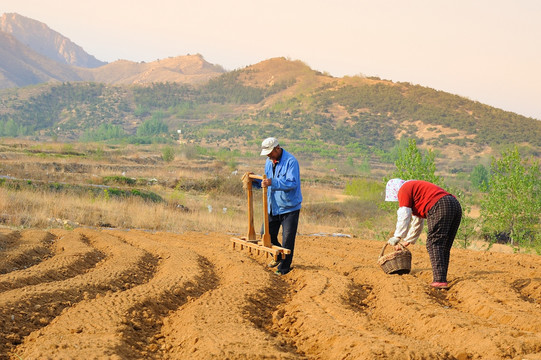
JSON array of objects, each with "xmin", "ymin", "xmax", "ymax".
[{"xmin": 253, "ymin": 137, "xmax": 302, "ymax": 275}]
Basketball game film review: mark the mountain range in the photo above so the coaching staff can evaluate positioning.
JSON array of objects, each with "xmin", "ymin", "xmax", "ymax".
[
  {"xmin": 0, "ymin": 12, "xmax": 539, "ymax": 172},
  {"xmin": 0, "ymin": 13, "xmax": 225, "ymax": 89},
  {"xmin": 0, "ymin": 13, "xmax": 105, "ymax": 68}
]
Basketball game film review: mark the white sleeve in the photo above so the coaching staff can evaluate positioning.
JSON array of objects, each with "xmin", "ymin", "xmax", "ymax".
[
  {"xmin": 403, "ymin": 216, "xmax": 424, "ymax": 244},
  {"xmin": 394, "ymin": 207, "xmax": 412, "ymax": 239}
]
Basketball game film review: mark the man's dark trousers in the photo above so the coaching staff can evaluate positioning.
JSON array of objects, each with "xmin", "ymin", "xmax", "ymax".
[{"xmin": 268, "ymin": 210, "xmax": 300, "ymax": 274}]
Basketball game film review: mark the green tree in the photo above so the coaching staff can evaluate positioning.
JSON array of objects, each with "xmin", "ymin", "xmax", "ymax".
[
  {"xmin": 81, "ymin": 123, "xmax": 125, "ymax": 142},
  {"xmin": 136, "ymin": 112, "xmax": 168, "ymax": 137},
  {"xmin": 480, "ymin": 147, "xmax": 541, "ymax": 248},
  {"xmin": 455, "ymin": 193, "xmax": 477, "ymax": 249},
  {"xmin": 5, "ymin": 119, "xmax": 19, "ymax": 137},
  {"xmin": 386, "ymin": 138, "xmax": 443, "ymax": 185},
  {"xmin": 470, "ymin": 164, "xmax": 489, "ymax": 191}
]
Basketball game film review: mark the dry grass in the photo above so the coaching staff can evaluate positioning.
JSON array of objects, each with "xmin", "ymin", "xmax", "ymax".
[
  {"xmin": 0, "ymin": 182, "xmax": 379, "ymax": 237},
  {"xmin": 0, "ymin": 139, "xmax": 391, "ymax": 238},
  {"xmin": 0, "ymin": 186, "xmax": 246, "ymax": 234}
]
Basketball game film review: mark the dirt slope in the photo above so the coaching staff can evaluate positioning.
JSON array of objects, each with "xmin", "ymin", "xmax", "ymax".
[{"xmin": 0, "ymin": 228, "xmax": 540, "ymax": 359}]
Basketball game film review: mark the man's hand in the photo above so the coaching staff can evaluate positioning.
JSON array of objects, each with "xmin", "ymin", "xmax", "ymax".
[
  {"xmin": 261, "ymin": 178, "xmax": 272, "ymax": 188},
  {"xmin": 387, "ymin": 237, "xmax": 400, "ymax": 246}
]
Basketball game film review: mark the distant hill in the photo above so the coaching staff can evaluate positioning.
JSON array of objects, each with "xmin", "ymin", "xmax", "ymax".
[
  {"xmin": 1, "ymin": 57, "xmax": 539, "ymax": 173},
  {"xmin": 75, "ymin": 55, "xmax": 225, "ymax": 85},
  {"xmin": 0, "ymin": 13, "xmax": 539, "ymax": 176},
  {"xmin": 1, "ymin": 13, "xmax": 106, "ymax": 68}
]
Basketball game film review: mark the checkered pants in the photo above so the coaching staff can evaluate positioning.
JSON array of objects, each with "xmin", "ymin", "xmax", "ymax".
[{"xmin": 426, "ymin": 195, "xmax": 462, "ymax": 283}]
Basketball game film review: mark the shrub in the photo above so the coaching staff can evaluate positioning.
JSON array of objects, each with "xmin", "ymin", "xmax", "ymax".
[
  {"xmin": 480, "ymin": 147, "xmax": 540, "ymax": 248},
  {"xmin": 162, "ymin": 146, "xmax": 175, "ymax": 162},
  {"xmin": 136, "ymin": 113, "xmax": 168, "ymax": 136},
  {"xmin": 103, "ymin": 176, "xmax": 136, "ymax": 185}
]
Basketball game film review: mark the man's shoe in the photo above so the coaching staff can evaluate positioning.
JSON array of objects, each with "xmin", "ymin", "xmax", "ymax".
[
  {"xmin": 267, "ymin": 259, "xmax": 281, "ymax": 268},
  {"xmin": 274, "ymin": 269, "xmax": 290, "ymax": 276}
]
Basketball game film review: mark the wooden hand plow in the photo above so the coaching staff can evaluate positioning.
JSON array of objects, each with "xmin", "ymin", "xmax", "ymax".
[{"xmin": 230, "ymin": 174, "xmax": 291, "ymax": 261}]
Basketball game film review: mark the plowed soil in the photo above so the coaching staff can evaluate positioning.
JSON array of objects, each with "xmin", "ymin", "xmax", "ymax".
[{"xmin": 1, "ymin": 227, "xmax": 540, "ymax": 360}]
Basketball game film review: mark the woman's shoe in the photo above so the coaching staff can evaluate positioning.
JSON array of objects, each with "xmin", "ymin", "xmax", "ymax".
[{"xmin": 431, "ymin": 282, "xmax": 449, "ymax": 289}]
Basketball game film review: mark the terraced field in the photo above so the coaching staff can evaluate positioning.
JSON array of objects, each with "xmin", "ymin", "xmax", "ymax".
[{"xmin": 1, "ymin": 228, "xmax": 540, "ymax": 359}]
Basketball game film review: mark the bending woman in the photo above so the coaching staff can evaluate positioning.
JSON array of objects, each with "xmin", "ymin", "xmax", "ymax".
[{"xmin": 385, "ymin": 179, "xmax": 462, "ymax": 289}]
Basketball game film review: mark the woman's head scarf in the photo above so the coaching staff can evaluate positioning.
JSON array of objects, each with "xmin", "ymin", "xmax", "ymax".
[{"xmin": 385, "ymin": 178, "xmax": 406, "ymax": 201}]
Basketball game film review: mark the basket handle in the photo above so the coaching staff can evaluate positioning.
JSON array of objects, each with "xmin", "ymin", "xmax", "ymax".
[{"xmin": 379, "ymin": 242, "xmax": 408, "ymax": 259}]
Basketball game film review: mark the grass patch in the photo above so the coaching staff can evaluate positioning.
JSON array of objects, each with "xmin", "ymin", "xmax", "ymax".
[
  {"xmin": 102, "ymin": 175, "xmax": 137, "ymax": 185},
  {"xmin": 344, "ymin": 178, "xmax": 385, "ymax": 202}
]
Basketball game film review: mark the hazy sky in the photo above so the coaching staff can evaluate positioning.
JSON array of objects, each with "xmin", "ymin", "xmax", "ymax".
[{"xmin": 3, "ymin": 0, "xmax": 541, "ymax": 120}]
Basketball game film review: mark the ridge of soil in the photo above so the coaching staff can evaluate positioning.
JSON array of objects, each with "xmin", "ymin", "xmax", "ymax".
[{"xmin": 1, "ymin": 228, "xmax": 540, "ymax": 359}]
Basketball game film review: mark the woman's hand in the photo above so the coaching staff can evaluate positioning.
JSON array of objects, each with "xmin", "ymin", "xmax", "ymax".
[{"xmin": 395, "ymin": 242, "xmax": 410, "ymax": 251}]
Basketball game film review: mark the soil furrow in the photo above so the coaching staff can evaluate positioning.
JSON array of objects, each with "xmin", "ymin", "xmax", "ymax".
[
  {"xmin": 350, "ymin": 257, "xmax": 541, "ymax": 359},
  {"xmin": 276, "ymin": 270, "xmax": 447, "ymax": 359},
  {"xmin": 0, "ymin": 230, "xmax": 539, "ymax": 359},
  {"xmin": 512, "ymin": 278, "xmax": 541, "ymax": 304},
  {"xmin": 0, "ymin": 232, "xmax": 102, "ymax": 292},
  {"xmin": 14, "ymin": 230, "xmax": 205, "ymax": 359},
  {"xmin": 1, "ymin": 229, "xmax": 155, "ymax": 359},
  {"xmin": 153, "ymin": 232, "xmax": 305, "ymax": 359},
  {"xmin": 289, "ymin": 235, "xmax": 541, "ymax": 359},
  {"xmin": 447, "ymin": 279, "xmax": 541, "ymax": 331},
  {"xmin": 0, "ymin": 230, "xmax": 54, "ymax": 274},
  {"xmin": 0, "ymin": 229, "xmax": 22, "ymax": 253}
]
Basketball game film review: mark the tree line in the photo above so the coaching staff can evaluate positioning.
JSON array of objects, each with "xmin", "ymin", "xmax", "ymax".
[{"xmin": 0, "ymin": 73, "xmax": 539, "ymax": 161}]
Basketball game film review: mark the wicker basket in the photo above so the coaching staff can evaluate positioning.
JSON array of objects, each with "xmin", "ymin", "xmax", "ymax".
[{"xmin": 378, "ymin": 243, "xmax": 412, "ymax": 275}]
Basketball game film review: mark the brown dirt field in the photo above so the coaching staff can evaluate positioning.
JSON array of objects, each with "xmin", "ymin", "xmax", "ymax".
[{"xmin": 1, "ymin": 228, "xmax": 540, "ymax": 360}]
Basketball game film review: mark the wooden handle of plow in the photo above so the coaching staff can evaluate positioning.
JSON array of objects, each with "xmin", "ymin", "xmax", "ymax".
[
  {"xmin": 261, "ymin": 174, "xmax": 271, "ymax": 248},
  {"xmin": 246, "ymin": 180, "xmax": 256, "ymax": 240},
  {"xmin": 249, "ymin": 174, "xmax": 264, "ymax": 180}
]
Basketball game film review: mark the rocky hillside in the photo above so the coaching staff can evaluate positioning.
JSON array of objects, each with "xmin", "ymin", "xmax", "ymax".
[
  {"xmin": 1, "ymin": 13, "xmax": 106, "ymax": 68},
  {"xmin": 0, "ymin": 31, "xmax": 83, "ymax": 88}
]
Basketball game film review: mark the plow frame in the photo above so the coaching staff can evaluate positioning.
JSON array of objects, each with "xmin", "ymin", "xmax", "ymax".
[{"xmin": 230, "ymin": 174, "xmax": 291, "ymax": 260}]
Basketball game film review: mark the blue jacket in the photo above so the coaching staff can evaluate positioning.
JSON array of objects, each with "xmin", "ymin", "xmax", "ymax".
[{"xmin": 254, "ymin": 149, "xmax": 302, "ymax": 215}]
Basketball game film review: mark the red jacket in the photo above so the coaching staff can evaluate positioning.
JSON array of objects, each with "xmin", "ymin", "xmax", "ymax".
[{"xmin": 398, "ymin": 180, "xmax": 450, "ymax": 218}]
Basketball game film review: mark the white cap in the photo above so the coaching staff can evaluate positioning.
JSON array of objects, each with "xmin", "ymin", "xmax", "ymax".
[{"xmin": 260, "ymin": 137, "xmax": 279, "ymax": 156}]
